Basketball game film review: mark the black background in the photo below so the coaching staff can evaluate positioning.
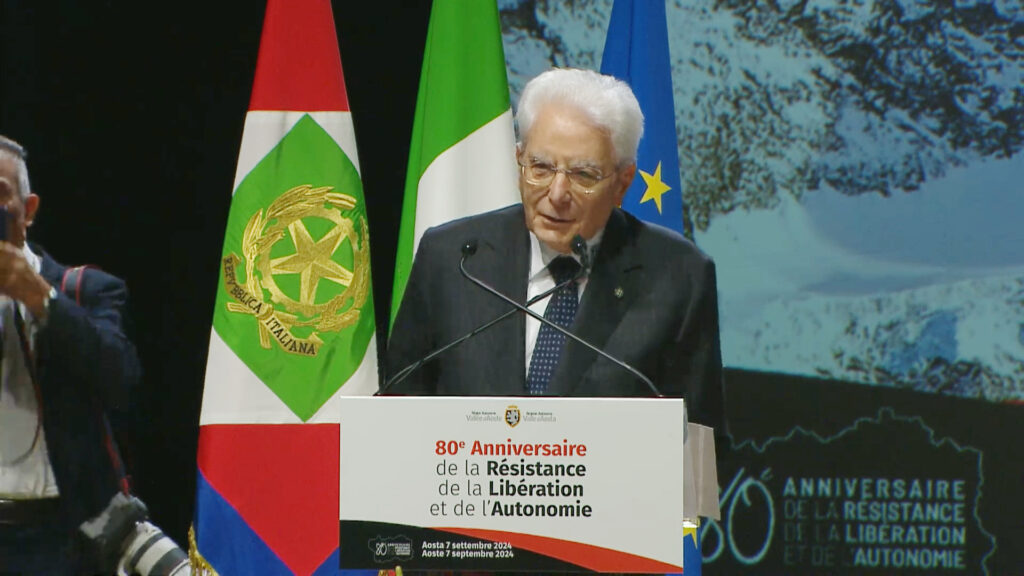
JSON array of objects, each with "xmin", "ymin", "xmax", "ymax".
[{"xmin": 1, "ymin": 1, "xmax": 432, "ymax": 544}]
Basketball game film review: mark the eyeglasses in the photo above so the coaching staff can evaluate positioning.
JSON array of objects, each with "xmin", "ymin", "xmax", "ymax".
[{"xmin": 518, "ymin": 160, "xmax": 614, "ymax": 195}]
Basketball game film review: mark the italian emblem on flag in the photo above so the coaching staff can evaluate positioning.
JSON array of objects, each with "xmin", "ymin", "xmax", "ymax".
[{"xmin": 192, "ymin": 1, "xmax": 377, "ymax": 574}]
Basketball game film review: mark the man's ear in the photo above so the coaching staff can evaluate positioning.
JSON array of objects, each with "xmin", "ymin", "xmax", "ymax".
[
  {"xmin": 24, "ymin": 194, "xmax": 40, "ymax": 227},
  {"xmin": 614, "ymin": 163, "xmax": 636, "ymax": 206}
]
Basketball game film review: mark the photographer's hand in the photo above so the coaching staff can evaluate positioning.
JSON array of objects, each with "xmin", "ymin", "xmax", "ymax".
[{"xmin": 0, "ymin": 241, "xmax": 52, "ymax": 317}]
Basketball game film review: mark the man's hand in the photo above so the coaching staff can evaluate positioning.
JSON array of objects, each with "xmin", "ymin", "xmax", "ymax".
[{"xmin": 0, "ymin": 241, "xmax": 52, "ymax": 317}]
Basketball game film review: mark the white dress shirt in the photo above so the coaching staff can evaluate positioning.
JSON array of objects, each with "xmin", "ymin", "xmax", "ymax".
[{"xmin": 0, "ymin": 245, "xmax": 59, "ymax": 499}]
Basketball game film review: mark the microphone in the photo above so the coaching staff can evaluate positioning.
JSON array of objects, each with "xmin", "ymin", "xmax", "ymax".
[
  {"xmin": 459, "ymin": 234, "xmax": 662, "ymax": 397},
  {"xmin": 571, "ymin": 234, "xmax": 591, "ymax": 274},
  {"xmin": 379, "ymin": 238, "xmax": 587, "ymax": 394}
]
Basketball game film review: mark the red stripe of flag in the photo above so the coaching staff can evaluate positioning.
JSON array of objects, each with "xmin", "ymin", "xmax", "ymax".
[
  {"xmin": 249, "ymin": 0, "xmax": 349, "ymax": 111},
  {"xmin": 198, "ymin": 423, "xmax": 339, "ymax": 576}
]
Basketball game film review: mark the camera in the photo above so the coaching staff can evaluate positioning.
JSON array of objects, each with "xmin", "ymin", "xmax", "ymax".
[
  {"xmin": 117, "ymin": 519, "xmax": 192, "ymax": 576},
  {"xmin": 79, "ymin": 492, "xmax": 191, "ymax": 576}
]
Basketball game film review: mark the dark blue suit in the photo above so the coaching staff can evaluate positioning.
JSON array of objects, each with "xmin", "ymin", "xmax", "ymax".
[
  {"xmin": 386, "ymin": 205, "xmax": 725, "ymax": 434},
  {"xmin": 35, "ymin": 249, "xmax": 141, "ymax": 530},
  {"xmin": 1, "ymin": 248, "xmax": 140, "ymax": 574}
]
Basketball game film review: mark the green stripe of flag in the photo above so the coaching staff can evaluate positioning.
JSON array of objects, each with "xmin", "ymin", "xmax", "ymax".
[{"xmin": 391, "ymin": 0, "xmax": 512, "ymax": 328}]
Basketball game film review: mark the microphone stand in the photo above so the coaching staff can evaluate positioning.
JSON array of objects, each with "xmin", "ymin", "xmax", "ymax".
[
  {"xmin": 381, "ymin": 278, "xmax": 578, "ymax": 393},
  {"xmin": 458, "ymin": 240, "xmax": 662, "ymax": 398},
  {"xmin": 379, "ymin": 237, "xmax": 591, "ymax": 394}
]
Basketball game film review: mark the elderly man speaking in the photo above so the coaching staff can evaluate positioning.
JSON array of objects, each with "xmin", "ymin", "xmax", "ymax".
[{"xmin": 385, "ymin": 67, "xmax": 724, "ymax": 434}]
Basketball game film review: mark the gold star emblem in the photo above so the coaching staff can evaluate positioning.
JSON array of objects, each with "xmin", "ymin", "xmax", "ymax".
[
  {"xmin": 270, "ymin": 219, "xmax": 354, "ymax": 307},
  {"xmin": 639, "ymin": 161, "xmax": 672, "ymax": 214}
]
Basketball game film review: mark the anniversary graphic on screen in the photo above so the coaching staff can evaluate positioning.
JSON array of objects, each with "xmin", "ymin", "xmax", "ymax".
[{"xmin": 501, "ymin": 1, "xmax": 1022, "ymax": 574}]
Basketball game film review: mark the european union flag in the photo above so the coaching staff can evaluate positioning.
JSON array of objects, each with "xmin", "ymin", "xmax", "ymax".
[
  {"xmin": 601, "ymin": 0, "xmax": 686, "ymax": 237},
  {"xmin": 682, "ymin": 523, "xmax": 703, "ymax": 576},
  {"xmin": 603, "ymin": 5, "xmax": 700, "ymax": 574}
]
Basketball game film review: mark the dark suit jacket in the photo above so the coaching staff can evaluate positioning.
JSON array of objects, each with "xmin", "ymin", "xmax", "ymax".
[
  {"xmin": 33, "ymin": 248, "xmax": 142, "ymax": 530},
  {"xmin": 386, "ymin": 205, "xmax": 725, "ymax": 434}
]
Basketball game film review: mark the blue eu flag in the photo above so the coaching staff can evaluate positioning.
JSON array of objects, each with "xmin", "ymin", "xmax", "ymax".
[
  {"xmin": 601, "ymin": 0, "xmax": 686, "ymax": 237},
  {"xmin": 603, "ymin": 5, "xmax": 701, "ymax": 574}
]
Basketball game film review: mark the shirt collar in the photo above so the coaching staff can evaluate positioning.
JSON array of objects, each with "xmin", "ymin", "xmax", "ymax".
[
  {"xmin": 22, "ymin": 244, "xmax": 41, "ymax": 275},
  {"xmin": 528, "ymin": 228, "xmax": 604, "ymax": 281}
]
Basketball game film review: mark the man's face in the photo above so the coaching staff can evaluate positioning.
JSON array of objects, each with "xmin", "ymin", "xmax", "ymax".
[
  {"xmin": 518, "ymin": 102, "xmax": 635, "ymax": 254},
  {"xmin": 0, "ymin": 153, "xmax": 38, "ymax": 247}
]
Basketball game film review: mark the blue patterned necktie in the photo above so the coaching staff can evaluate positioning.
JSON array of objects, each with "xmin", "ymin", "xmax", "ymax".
[{"xmin": 527, "ymin": 256, "xmax": 581, "ymax": 395}]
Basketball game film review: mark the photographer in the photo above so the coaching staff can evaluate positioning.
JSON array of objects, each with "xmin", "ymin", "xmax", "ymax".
[{"xmin": 0, "ymin": 134, "xmax": 141, "ymax": 575}]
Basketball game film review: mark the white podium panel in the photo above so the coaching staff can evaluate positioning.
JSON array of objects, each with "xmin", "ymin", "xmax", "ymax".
[{"xmin": 339, "ymin": 396, "xmax": 685, "ymax": 573}]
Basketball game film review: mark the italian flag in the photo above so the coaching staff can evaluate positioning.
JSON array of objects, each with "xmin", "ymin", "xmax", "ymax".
[
  {"xmin": 390, "ymin": 0, "xmax": 520, "ymax": 325},
  {"xmin": 192, "ymin": 1, "xmax": 377, "ymax": 574}
]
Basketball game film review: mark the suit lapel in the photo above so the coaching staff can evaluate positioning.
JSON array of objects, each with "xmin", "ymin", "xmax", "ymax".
[
  {"xmin": 33, "ymin": 248, "xmax": 66, "ymax": 368},
  {"xmin": 471, "ymin": 207, "xmax": 530, "ymax": 393},
  {"xmin": 36, "ymin": 247, "xmax": 64, "ymax": 287},
  {"xmin": 547, "ymin": 209, "xmax": 642, "ymax": 395}
]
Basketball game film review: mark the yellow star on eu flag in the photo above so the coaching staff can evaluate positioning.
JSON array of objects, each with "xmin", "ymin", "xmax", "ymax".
[{"xmin": 639, "ymin": 161, "xmax": 672, "ymax": 213}]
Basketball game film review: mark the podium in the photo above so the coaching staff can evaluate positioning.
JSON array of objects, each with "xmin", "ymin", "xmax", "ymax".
[{"xmin": 337, "ymin": 396, "xmax": 718, "ymax": 573}]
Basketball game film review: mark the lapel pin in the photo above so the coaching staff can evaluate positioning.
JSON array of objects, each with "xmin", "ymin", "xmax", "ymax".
[{"xmin": 614, "ymin": 286, "xmax": 624, "ymax": 299}]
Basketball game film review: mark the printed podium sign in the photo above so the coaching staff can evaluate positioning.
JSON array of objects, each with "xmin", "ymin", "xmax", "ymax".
[{"xmin": 338, "ymin": 396, "xmax": 685, "ymax": 573}]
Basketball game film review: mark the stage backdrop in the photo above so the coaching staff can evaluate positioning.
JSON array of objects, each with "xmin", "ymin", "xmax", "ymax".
[{"xmin": 500, "ymin": 0, "xmax": 1022, "ymax": 574}]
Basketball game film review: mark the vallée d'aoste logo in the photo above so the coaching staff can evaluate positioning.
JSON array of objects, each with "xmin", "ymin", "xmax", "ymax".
[
  {"xmin": 505, "ymin": 405, "xmax": 521, "ymax": 428},
  {"xmin": 220, "ymin": 184, "xmax": 370, "ymax": 357}
]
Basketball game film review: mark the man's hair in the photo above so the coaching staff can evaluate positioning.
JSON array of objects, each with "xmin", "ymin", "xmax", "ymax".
[
  {"xmin": 0, "ymin": 135, "xmax": 31, "ymax": 200},
  {"xmin": 516, "ymin": 68, "xmax": 644, "ymax": 165}
]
